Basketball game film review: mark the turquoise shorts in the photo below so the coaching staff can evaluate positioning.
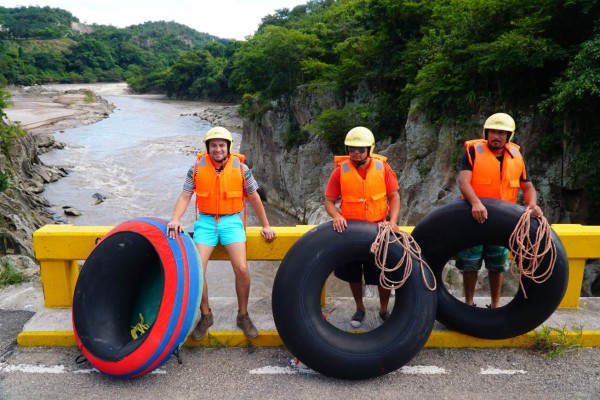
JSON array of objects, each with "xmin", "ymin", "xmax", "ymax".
[
  {"xmin": 193, "ymin": 213, "xmax": 246, "ymax": 246},
  {"xmin": 456, "ymin": 245, "xmax": 509, "ymax": 273}
]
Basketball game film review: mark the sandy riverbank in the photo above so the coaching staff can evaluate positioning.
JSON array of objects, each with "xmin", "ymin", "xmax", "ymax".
[
  {"xmin": 5, "ymin": 84, "xmax": 117, "ymax": 135},
  {"xmin": 4, "ymin": 83, "xmax": 242, "ymax": 135}
]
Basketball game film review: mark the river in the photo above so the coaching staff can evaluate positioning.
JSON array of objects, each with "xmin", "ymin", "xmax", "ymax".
[{"xmin": 38, "ymin": 86, "xmax": 304, "ymax": 298}]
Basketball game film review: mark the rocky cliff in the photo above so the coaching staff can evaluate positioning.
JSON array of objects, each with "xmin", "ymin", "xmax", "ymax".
[
  {"xmin": 0, "ymin": 130, "xmax": 64, "ymax": 259},
  {"xmin": 241, "ymin": 93, "xmax": 593, "ymax": 227},
  {"xmin": 241, "ymin": 93, "xmax": 341, "ymax": 225},
  {"xmin": 240, "ymin": 91, "xmax": 599, "ymax": 297},
  {"xmin": 0, "ymin": 87, "xmax": 114, "ymax": 262}
]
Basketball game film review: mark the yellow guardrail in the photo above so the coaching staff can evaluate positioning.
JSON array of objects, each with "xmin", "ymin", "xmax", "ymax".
[{"xmin": 32, "ymin": 224, "xmax": 600, "ymax": 309}]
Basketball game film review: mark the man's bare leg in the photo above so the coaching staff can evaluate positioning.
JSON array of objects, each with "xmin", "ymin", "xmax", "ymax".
[
  {"xmin": 224, "ymin": 241, "xmax": 251, "ymax": 314},
  {"xmin": 378, "ymin": 286, "xmax": 391, "ymax": 314},
  {"xmin": 196, "ymin": 243, "xmax": 215, "ymax": 315},
  {"xmin": 349, "ymin": 281, "xmax": 365, "ymax": 311},
  {"xmin": 488, "ymin": 271, "xmax": 503, "ymax": 309},
  {"xmin": 462, "ymin": 271, "xmax": 478, "ymax": 306}
]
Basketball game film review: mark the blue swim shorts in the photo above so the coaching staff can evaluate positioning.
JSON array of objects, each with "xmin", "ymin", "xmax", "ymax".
[
  {"xmin": 455, "ymin": 245, "xmax": 509, "ymax": 273},
  {"xmin": 193, "ymin": 213, "xmax": 246, "ymax": 246}
]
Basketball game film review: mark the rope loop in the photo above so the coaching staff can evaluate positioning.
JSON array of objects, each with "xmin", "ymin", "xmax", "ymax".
[
  {"xmin": 130, "ymin": 313, "xmax": 150, "ymax": 340},
  {"xmin": 508, "ymin": 208, "xmax": 556, "ymax": 299},
  {"xmin": 370, "ymin": 221, "xmax": 436, "ymax": 291}
]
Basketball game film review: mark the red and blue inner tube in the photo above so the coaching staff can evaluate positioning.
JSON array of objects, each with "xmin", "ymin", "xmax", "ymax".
[{"xmin": 72, "ymin": 217, "xmax": 202, "ymax": 378}]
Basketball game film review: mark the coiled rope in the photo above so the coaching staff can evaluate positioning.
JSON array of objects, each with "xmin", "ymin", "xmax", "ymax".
[
  {"xmin": 508, "ymin": 208, "xmax": 556, "ymax": 299},
  {"xmin": 130, "ymin": 313, "xmax": 150, "ymax": 339},
  {"xmin": 370, "ymin": 221, "xmax": 436, "ymax": 291}
]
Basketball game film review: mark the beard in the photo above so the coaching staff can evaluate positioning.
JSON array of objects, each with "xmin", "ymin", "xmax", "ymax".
[{"xmin": 488, "ymin": 140, "xmax": 504, "ymax": 150}]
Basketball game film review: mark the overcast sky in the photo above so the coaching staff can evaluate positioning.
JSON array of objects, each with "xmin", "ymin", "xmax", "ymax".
[{"xmin": 2, "ymin": 0, "xmax": 305, "ymax": 40}]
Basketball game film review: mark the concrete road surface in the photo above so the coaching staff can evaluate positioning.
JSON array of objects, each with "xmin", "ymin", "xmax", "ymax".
[{"xmin": 1, "ymin": 337, "xmax": 599, "ymax": 399}]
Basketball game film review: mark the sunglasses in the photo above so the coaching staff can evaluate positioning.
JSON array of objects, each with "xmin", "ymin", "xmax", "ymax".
[{"xmin": 347, "ymin": 146, "xmax": 367, "ymax": 154}]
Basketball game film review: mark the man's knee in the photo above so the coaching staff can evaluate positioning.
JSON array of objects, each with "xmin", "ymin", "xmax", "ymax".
[
  {"xmin": 456, "ymin": 246, "xmax": 484, "ymax": 272},
  {"xmin": 483, "ymin": 245, "xmax": 509, "ymax": 272}
]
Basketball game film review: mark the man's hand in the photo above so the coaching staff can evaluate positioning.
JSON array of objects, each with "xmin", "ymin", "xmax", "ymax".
[
  {"xmin": 331, "ymin": 215, "xmax": 347, "ymax": 233},
  {"xmin": 527, "ymin": 204, "xmax": 543, "ymax": 218},
  {"xmin": 471, "ymin": 202, "xmax": 488, "ymax": 224},
  {"xmin": 166, "ymin": 220, "xmax": 183, "ymax": 239},
  {"xmin": 261, "ymin": 226, "xmax": 276, "ymax": 243}
]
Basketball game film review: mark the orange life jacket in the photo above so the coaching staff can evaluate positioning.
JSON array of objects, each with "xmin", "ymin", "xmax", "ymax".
[
  {"xmin": 193, "ymin": 152, "xmax": 246, "ymax": 215},
  {"xmin": 464, "ymin": 139, "xmax": 526, "ymax": 203},
  {"xmin": 334, "ymin": 153, "xmax": 389, "ymax": 222}
]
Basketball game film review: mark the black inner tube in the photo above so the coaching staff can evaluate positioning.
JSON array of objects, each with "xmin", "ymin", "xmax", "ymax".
[
  {"xmin": 272, "ymin": 220, "xmax": 437, "ymax": 379},
  {"xmin": 412, "ymin": 198, "xmax": 568, "ymax": 339},
  {"xmin": 73, "ymin": 232, "xmax": 164, "ymax": 361}
]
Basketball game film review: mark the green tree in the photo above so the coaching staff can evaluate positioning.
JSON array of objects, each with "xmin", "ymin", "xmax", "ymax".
[
  {"xmin": 403, "ymin": 0, "xmax": 568, "ymax": 120},
  {"xmin": 0, "ymin": 88, "xmax": 25, "ymax": 154},
  {"xmin": 29, "ymin": 50, "xmax": 65, "ymax": 71},
  {"xmin": 542, "ymin": 33, "xmax": 600, "ymax": 210},
  {"xmin": 165, "ymin": 49, "xmax": 229, "ymax": 99},
  {"xmin": 544, "ymin": 34, "xmax": 600, "ymax": 116},
  {"xmin": 230, "ymin": 25, "xmax": 324, "ymax": 100},
  {"xmin": 66, "ymin": 36, "xmax": 117, "ymax": 73},
  {"xmin": 0, "ymin": 6, "xmax": 76, "ymax": 39}
]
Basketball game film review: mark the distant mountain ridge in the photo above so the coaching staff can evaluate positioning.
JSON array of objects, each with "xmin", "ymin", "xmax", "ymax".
[
  {"xmin": 0, "ymin": 5, "xmax": 230, "ymax": 86},
  {"xmin": 0, "ymin": 6, "xmax": 224, "ymax": 44}
]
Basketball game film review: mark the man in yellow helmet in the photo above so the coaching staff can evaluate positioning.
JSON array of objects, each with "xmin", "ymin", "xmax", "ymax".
[
  {"xmin": 457, "ymin": 113, "xmax": 542, "ymax": 308},
  {"xmin": 167, "ymin": 126, "xmax": 276, "ymax": 340},
  {"xmin": 324, "ymin": 127, "xmax": 401, "ymax": 327}
]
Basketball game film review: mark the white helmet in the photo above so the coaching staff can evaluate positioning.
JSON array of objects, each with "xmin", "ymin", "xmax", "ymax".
[{"xmin": 483, "ymin": 113, "xmax": 516, "ymax": 142}]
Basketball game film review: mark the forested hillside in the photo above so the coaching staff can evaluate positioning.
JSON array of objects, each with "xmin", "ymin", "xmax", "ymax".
[
  {"xmin": 226, "ymin": 0, "xmax": 600, "ymax": 217},
  {"xmin": 0, "ymin": 6, "xmax": 226, "ymax": 85}
]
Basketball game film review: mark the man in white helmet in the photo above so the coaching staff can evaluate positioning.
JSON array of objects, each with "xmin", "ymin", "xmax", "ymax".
[
  {"xmin": 457, "ymin": 113, "xmax": 542, "ymax": 308},
  {"xmin": 324, "ymin": 126, "xmax": 401, "ymax": 327},
  {"xmin": 167, "ymin": 126, "xmax": 276, "ymax": 340}
]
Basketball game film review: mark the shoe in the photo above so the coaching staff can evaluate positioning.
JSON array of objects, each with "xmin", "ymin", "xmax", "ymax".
[
  {"xmin": 192, "ymin": 309, "xmax": 213, "ymax": 340},
  {"xmin": 237, "ymin": 311, "xmax": 258, "ymax": 339},
  {"xmin": 379, "ymin": 311, "xmax": 389, "ymax": 321},
  {"xmin": 350, "ymin": 310, "xmax": 366, "ymax": 328}
]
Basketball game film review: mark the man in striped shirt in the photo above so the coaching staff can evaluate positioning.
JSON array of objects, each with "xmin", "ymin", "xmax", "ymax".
[{"xmin": 167, "ymin": 127, "xmax": 275, "ymax": 340}]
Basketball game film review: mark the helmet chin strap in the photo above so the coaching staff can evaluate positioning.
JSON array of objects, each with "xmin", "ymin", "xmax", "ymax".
[{"xmin": 352, "ymin": 158, "xmax": 368, "ymax": 167}]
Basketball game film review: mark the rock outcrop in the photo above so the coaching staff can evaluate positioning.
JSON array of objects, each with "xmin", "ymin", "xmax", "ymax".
[
  {"xmin": 241, "ymin": 92, "xmax": 341, "ymax": 224},
  {"xmin": 241, "ymin": 89, "xmax": 599, "ymax": 297},
  {"xmin": 242, "ymin": 92, "xmax": 594, "ymax": 227},
  {"xmin": 193, "ymin": 105, "xmax": 243, "ymax": 130},
  {"xmin": 0, "ymin": 131, "xmax": 63, "ymax": 258},
  {"xmin": 0, "ymin": 87, "xmax": 114, "ymax": 262}
]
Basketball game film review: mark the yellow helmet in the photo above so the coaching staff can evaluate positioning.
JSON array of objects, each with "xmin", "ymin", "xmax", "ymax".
[
  {"xmin": 483, "ymin": 113, "xmax": 516, "ymax": 142},
  {"xmin": 204, "ymin": 126, "xmax": 233, "ymax": 152},
  {"xmin": 344, "ymin": 127, "xmax": 375, "ymax": 155}
]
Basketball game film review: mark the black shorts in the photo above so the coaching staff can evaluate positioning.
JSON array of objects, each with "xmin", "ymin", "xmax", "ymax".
[{"xmin": 333, "ymin": 261, "xmax": 380, "ymax": 285}]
